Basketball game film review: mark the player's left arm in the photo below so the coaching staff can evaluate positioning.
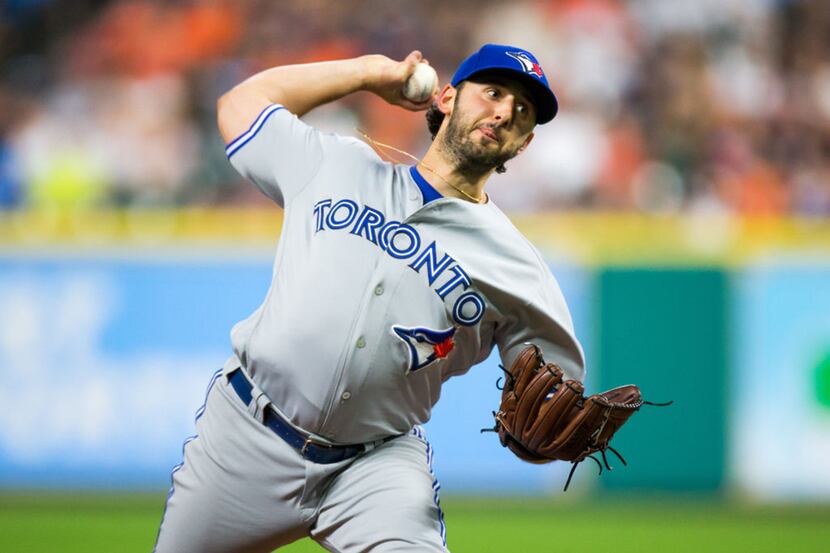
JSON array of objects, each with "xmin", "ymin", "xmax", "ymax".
[
  {"xmin": 494, "ymin": 267, "xmax": 586, "ymax": 383},
  {"xmin": 496, "ymin": 314, "xmax": 585, "ymax": 383},
  {"xmin": 216, "ymin": 51, "xmax": 436, "ymax": 144}
]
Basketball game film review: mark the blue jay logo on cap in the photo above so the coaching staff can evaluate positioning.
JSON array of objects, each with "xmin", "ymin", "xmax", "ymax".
[
  {"xmin": 506, "ymin": 51, "xmax": 544, "ymax": 78},
  {"xmin": 392, "ymin": 325, "xmax": 456, "ymax": 373}
]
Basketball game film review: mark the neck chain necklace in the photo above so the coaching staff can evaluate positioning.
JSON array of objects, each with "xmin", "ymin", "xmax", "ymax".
[
  {"xmin": 416, "ymin": 162, "xmax": 484, "ymax": 204},
  {"xmin": 356, "ymin": 129, "xmax": 486, "ymax": 204}
]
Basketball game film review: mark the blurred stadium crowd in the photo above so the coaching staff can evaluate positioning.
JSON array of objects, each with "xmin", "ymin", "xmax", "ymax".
[{"xmin": 0, "ymin": 0, "xmax": 829, "ymax": 214}]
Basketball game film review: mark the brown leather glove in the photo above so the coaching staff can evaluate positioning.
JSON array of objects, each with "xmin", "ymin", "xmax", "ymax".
[{"xmin": 491, "ymin": 344, "xmax": 655, "ymax": 490}]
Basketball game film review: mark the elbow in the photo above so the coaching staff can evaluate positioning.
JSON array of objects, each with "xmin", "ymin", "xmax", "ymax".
[
  {"xmin": 215, "ymin": 84, "xmax": 273, "ymax": 144},
  {"xmin": 216, "ymin": 89, "xmax": 239, "ymax": 143},
  {"xmin": 216, "ymin": 91, "xmax": 231, "ymax": 129},
  {"xmin": 216, "ymin": 94, "xmax": 225, "ymax": 117}
]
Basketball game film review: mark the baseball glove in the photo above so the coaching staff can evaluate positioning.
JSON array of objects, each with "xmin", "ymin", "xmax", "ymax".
[{"xmin": 487, "ymin": 343, "xmax": 668, "ymax": 490}]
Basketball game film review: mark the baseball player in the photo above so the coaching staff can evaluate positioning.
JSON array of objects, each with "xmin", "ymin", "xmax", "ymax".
[{"xmin": 154, "ymin": 43, "xmax": 585, "ymax": 553}]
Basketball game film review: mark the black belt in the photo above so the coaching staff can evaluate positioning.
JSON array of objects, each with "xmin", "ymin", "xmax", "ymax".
[{"xmin": 228, "ymin": 368, "xmax": 374, "ymax": 464}]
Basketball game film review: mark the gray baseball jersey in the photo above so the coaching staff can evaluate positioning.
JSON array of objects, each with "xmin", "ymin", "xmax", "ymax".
[
  {"xmin": 223, "ymin": 103, "xmax": 585, "ymax": 445},
  {"xmin": 154, "ymin": 103, "xmax": 586, "ymax": 553}
]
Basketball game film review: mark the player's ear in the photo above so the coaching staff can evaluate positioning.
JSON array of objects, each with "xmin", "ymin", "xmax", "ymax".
[
  {"xmin": 437, "ymin": 84, "xmax": 456, "ymax": 116},
  {"xmin": 517, "ymin": 132, "xmax": 535, "ymax": 154}
]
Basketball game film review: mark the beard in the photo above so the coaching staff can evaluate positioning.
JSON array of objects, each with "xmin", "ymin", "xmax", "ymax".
[{"xmin": 440, "ymin": 108, "xmax": 523, "ymax": 174}]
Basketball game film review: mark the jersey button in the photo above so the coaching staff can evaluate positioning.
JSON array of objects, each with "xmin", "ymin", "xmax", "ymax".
[
  {"xmin": 356, "ymin": 337, "xmax": 366, "ymax": 348},
  {"xmin": 374, "ymin": 285, "xmax": 384, "ymax": 296},
  {"xmin": 341, "ymin": 391, "xmax": 352, "ymax": 400}
]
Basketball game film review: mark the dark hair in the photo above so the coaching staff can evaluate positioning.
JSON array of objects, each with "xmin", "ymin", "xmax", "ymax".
[
  {"xmin": 426, "ymin": 81, "xmax": 467, "ymax": 140},
  {"xmin": 425, "ymin": 102, "xmax": 445, "ymax": 141},
  {"xmin": 423, "ymin": 81, "xmax": 507, "ymax": 173}
]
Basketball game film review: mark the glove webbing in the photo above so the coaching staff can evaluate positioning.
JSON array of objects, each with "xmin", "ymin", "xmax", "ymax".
[{"xmin": 562, "ymin": 399, "xmax": 673, "ymax": 491}]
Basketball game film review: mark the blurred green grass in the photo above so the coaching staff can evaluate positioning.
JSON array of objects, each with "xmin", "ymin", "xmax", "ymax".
[{"xmin": 2, "ymin": 492, "xmax": 829, "ymax": 552}]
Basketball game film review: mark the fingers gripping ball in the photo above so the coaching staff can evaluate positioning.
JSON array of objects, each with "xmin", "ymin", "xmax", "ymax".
[
  {"xmin": 403, "ymin": 62, "xmax": 438, "ymax": 102},
  {"xmin": 489, "ymin": 344, "xmax": 667, "ymax": 490}
]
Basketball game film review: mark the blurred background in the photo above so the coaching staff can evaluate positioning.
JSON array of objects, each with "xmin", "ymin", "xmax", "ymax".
[{"xmin": 1, "ymin": 0, "xmax": 829, "ymax": 552}]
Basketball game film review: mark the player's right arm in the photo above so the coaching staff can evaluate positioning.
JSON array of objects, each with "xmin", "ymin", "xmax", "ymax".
[{"xmin": 216, "ymin": 51, "xmax": 435, "ymax": 143}]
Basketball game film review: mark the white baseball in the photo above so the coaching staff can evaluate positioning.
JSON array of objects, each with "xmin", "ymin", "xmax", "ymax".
[{"xmin": 402, "ymin": 62, "xmax": 438, "ymax": 102}]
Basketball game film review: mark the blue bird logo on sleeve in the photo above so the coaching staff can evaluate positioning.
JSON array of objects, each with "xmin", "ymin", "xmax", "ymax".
[{"xmin": 392, "ymin": 325, "xmax": 457, "ymax": 373}]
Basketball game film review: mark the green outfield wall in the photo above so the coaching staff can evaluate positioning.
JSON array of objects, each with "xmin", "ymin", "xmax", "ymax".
[{"xmin": 595, "ymin": 268, "xmax": 728, "ymax": 492}]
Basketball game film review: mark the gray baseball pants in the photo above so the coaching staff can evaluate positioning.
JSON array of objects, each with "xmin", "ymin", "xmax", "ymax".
[{"xmin": 153, "ymin": 368, "xmax": 448, "ymax": 552}]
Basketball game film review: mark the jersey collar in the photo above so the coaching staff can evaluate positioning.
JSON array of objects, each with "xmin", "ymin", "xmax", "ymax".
[{"xmin": 409, "ymin": 165, "xmax": 443, "ymax": 205}]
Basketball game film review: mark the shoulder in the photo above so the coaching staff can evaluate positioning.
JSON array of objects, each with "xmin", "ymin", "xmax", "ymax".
[
  {"xmin": 227, "ymin": 104, "xmax": 381, "ymax": 164},
  {"xmin": 485, "ymin": 202, "xmax": 552, "ymax": 277},
  {"xmin": 326, "ymin": 134, "xmax": 383, "ymax": 165}
]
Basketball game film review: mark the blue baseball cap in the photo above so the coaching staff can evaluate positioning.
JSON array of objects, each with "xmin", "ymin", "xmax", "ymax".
[{"xmin": 451, "ymin": 43, "xmax": 558, "ymax": 124}]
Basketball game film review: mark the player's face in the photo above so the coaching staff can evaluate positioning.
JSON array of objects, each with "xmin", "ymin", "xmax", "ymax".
[{"xmin": 442, "ymin": 78, "xmax": 536, "ymax": 172}]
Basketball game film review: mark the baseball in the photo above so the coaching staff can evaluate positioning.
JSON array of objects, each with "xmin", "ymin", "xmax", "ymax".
[{"xmin": 402, "ymin": 62, "xmax": 438, "ymax": 102}]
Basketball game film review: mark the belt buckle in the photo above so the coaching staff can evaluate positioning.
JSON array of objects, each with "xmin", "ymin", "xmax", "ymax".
[{"xmin": 300, "ymin": 436, "xmax": 332, "ymax": 456}]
